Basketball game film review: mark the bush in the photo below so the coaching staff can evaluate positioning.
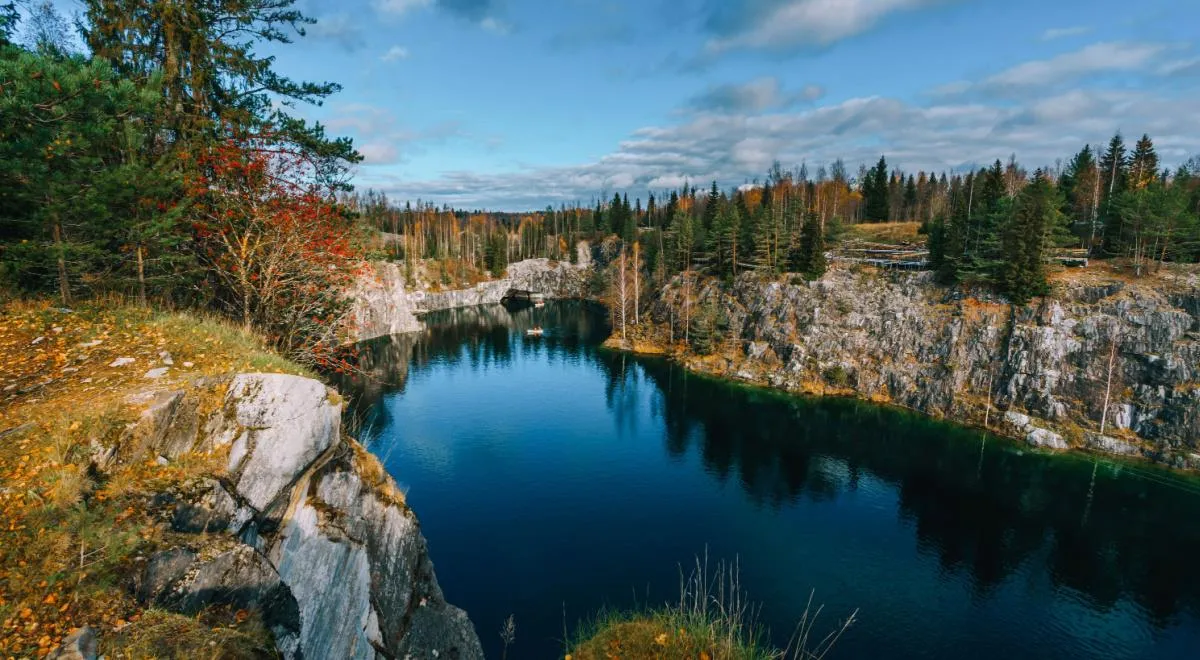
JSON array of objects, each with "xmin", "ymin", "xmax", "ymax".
[{"xmin": 823, "ymin": 365, "xmax": 851, "ymax": 388}]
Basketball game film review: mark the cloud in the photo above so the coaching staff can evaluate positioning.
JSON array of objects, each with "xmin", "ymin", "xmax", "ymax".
[
  {"xmin": 326, "ymin": 105, "xmax": 475, "ymax": 166},
  {"xmin": 374, "ymin": 0, "xmax": 507, "ymax": 32},
  {"xmin": 307, "ymin": 14, "xmax": 365, "ymax": 52},
  {"xmin": 936, "ymin": 42, "xmax": 1169, "ymax": 97},
  {"xmin": 1040, "ymin": 25, "xmax": 1090, "ymax": 41},
  {"xmin": 380, "ymin": 45, "xmax": 410, "ymax": 62},
  {"xmin": 1161, "ymin": 57, "xmax": 1200, "ymax": 78},
  {"xmin": 480, "ymin": 17, "xmax": 511, "ymax": 34},
  {"xmin": 683, "ymin": 77, "xmax": 825, "ymax": 114},
  {"xmin": 360, "ymin": 84, "xmax": 1200, "ymax": 210},
  {"xmin": 703, "ymin": 0, "xmax": 958, "ymax": 54},
  {"xmin": 374, "ymin": 0, "xmax": 432, "ymax": 17}
]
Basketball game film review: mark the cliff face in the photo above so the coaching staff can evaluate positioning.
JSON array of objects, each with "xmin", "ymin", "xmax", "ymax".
[
  {"xmin": 128, "ymin": 373, "xmax": 483, "ymax": 659},
  {"xmin": 352, "ymin": 257, "xmax": 590, "ymax": 341},
  {"xmin": 646, "ymin": 268, "xmax": 1200, "ymax": 468}
]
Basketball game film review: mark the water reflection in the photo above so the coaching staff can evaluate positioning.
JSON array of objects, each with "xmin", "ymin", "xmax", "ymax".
[{"xmin": 340, "ymin": 302, "xmax": 1200, "ymax": 656}]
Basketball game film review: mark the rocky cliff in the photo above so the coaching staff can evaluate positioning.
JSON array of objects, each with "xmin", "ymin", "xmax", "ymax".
[
  {"xmin": 115, "ymin": 373, "xmax": 483, "ymax": 659},
  {"xmin": 352, "ymin": 257, "xmax": 591, "ymax": 342},
  {"xmin": 639, "ymin": 268, "xmax": 1200, "ymax": 468}
]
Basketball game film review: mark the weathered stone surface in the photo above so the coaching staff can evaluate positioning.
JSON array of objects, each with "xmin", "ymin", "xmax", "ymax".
[
  {"xmin": 1026, "ymin": 428, "xmax": 1069, "ymax": 450},
  {"xmin": 46, "ymin": 626, "xmax": 97, "ymax": 660},
  {"xmin": 1085, "ymin": 432, "xmax": 1143, "ymax": 457},
  {"xmin": 172, "ymin": 480, "xmax": 238, "ymax": 533},
  {"xmin": 137, "ymin": 547, "xmax": 197, "ymax": 604},
  {"xmin": 129, "ymin": 372, "xmax": 482, "ymax": 659},
  {"xmin": 271, "ymin": 447, "xmax": 483, "ymax": 660},
  {"xmin": 172, "ymin": 545, "xmax": 302, "ymax": 652},
  {"xmin": 216, "ymin": 374, "xmax": 341, "ymax": 514},
  {"xmin": 646, "ymin": 269, "xmax": 1200, "ymax": 465},
  {"xmin": 351, "ymin": 257, "xmax": 589, "ymax": 341}
]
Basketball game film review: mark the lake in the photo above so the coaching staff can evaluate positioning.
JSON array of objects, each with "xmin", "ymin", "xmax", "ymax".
[{"xmin": 339, "ymin": 301, "xmax": 1200, "ymax": 659}]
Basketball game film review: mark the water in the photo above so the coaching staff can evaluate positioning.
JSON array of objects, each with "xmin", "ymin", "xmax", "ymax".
[{"xmin": 339, "ymin": 302, "xmax": 1200, "ymax": 660}]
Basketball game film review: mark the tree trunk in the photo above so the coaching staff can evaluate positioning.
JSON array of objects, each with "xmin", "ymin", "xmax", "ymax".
[
  {"xmin": 1099, "ymin": 336, "xmax": 1119, "ymax": 434},
  {"xmin": 53, "ymin": 217, "xmax": 71, "ymax": 306},
  {"xmin": 136, "ymin": 244, "xmax": 147, "ymax": 307},
  {"xmin": 633, "ymin": 242, "xmax": 640, "ymax": 326}
]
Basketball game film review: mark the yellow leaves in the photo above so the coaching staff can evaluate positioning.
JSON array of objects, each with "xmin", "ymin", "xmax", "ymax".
[
  {"xmin": 655, "ymin": 632, "xmax": 668, "ymax": 646},
  {"xmin": 42, "ymin": 594, "xmax": 56, "ymax": 605},
  {"xmin": 700, "ymin": 652, "xmax": 711, "ymax": 660}
]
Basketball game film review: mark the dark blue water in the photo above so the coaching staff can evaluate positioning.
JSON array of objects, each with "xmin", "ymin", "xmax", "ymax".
[{"xmin": 341, "ymin": 302, "xmax": 1200, "ymax": 660}]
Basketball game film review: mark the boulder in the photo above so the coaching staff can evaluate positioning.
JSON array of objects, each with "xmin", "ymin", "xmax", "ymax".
[
  {"xmin": 46, "ymin": 626, "xmax": 97, "ymax": 660},
  {"xmin": 217, "ymin": 374, "xmax": 341, "ymax": 514},
  {"xmin": 1026, "ymin": 428, "xmax": 1069, "ymax": 450}
]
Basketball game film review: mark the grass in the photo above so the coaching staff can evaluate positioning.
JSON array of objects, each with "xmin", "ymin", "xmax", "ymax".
[
  {"xmin": 0, "ymin": 298, "xmax": 310, "ymax": 657},
  {"xmin": 842, "ymin": 221, "xmax": 922, "ymax": 245},
  {"xmin": 568, "ymin": 556, "xmax": 856, "ymax": 660},
  {"xmin": 103, "ymin": 609, "xmax": 275, "ymax": 659}
]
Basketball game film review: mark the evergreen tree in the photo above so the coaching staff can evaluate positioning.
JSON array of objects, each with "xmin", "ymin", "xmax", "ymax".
[
  {"xmin": 702, "ymin": 181, "xmax": 720, "ymax": 233},
  {"xmin": 903, "ymin": 175, "xmax": 917, "ymax": 220},
  {"xmin": 1001, "ymin": 170, "xmax": 1067, "ymax": 304},
  {"xmin": 1129, "ymin": 134, "xmax": 1159, "ymax": 190},
  {"xmin": 795, "ymin": 211, "xmax": 826, "ymax": 280},
  {"xmin": 863, "ymin": 156, "xmax": 890, "ymax": 221},
  {"xmin": 83, "ymin": 0, "xmax": 359, "ymax": 175},
  {"xmin": 1060, "ymin": 145, "xmax": 1100, "ymax": 246}
]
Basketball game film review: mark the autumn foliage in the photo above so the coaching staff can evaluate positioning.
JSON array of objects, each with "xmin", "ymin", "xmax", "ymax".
[{"xmin": 188, "ymin": 137, "xmax": 359, "ymax": 369}]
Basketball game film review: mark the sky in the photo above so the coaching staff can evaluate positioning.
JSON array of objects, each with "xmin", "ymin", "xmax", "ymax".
[{"xmin": 37, "ymin": 0, "xmax": 1200, "ymax": 210}]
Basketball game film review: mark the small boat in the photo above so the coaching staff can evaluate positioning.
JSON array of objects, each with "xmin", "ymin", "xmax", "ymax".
[
  {"xmin": 526, "ymin": 326, "xmax": 544, "ymax": 337},
  {"xmin": 533, "ymin": 300, "xmax": 545, "ymax": 308}
]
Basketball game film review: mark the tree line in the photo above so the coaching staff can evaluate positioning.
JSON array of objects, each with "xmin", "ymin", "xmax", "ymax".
[
  {"xmin": 365, "ymin": 135, "xmax": 1199, "ymax": 312},
  {"xmin": 1, "ymin": 0, "xmax": 362, "ymax": 367}
]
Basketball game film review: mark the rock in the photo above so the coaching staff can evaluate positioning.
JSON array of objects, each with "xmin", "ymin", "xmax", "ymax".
[
  {"xmin": 109, "ymin": 357, "xmax": 135, "ymax": 367},
  {"xmin": 46, "ymin": 626, "xmax": 97, "ymax": 660},
  {"xmin": 156, "ymin": 455, "xmax": 169, "ymax": 466},
  {"xmin": 77, "ymin": 340, "xmax": 102, "ymax": 348},
  {"xmin": 216, "ymin": 374, "xmax": 341, "ymax": 514},
  {"xmin": 159, "ymin": 351, "xmax": 174, "ymax": 365},
  {"xmin": 172, "ymin": 545, "xmax": 301, "ymax": 649},
  {"xmin": 1084, "ymin": 433, "xmax": 1142, "ymax": 457},
  {"xmin": 352, "ymin": 256, "xmax": 589, "ymax": 342},
  {"xmin": 137, "ymin": 547, "xmax": 197, "ymax": 604},
  {"xmin": 182, "ymin": 361, "xmax": 194, "ymax": 368},
  {"xmin": 172, "ymin": 480, "xmax": 239, "ymax": 533},
  {"xmin": 1004, "ymin": 411, "xmax": 1032, "ymax": 431},
  {"xmin": 1026, "ymin": 428, "xmax": 1069, "ymax": 450},
  {"xmin": 31, "ymin": 336, "xmax": 45, "ymax": 345},
  {"xmin": 144, "ymin": 367, "xmax": 170, "ymax": 379},
  {"xmin": 271, "ymin": 448, "xmax": 483, "ymax": 660}
]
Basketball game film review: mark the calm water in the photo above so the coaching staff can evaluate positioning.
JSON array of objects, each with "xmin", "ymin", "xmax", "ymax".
[{"xmin": 340, "ymin": 302, "xmax": 1200, "ymax": 660}]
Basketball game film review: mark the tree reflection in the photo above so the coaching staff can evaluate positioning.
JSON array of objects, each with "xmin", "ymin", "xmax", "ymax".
[{"xmin": 341, "ymin": 301, "xmax": 1200, "ymax": 629}]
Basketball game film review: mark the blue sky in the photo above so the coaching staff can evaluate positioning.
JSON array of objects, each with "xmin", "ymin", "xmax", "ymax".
[{"xmin": 37, "ymin": 0, "xmax": 1200, "ymax": 209}]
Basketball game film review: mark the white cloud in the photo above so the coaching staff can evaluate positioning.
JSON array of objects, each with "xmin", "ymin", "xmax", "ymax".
[
  {"xmin": 480, "ymin": 17, "xmax": 511, "ymax": 34},
  {"xmin": 374, "ymin": 0, "xmax": 432, "ymax": 17},
  {"xmin": 705, "ymin": 0, "xmax": 953, "ymax": 53},
  {"xmin": 359, "ymin": 84, "xmax": 1200, "ymax": 210},
  {"xmin": 380, "ymin": 45, "xmax": 410, "ymax": 62},
  {"xmin": 1040, "ymin": 25, "xmax": 1091, "ymax": 41},
  {"xmin": 683, "ymin": 78, "xmax": 827, "ymax": 114},
  {"xmin": 307, "ymin": 14, "xmax": 365, "ymax": 51},
  {"xmin": 983, "ymin": 41, "xmax": 1166, "ymax": 89}
]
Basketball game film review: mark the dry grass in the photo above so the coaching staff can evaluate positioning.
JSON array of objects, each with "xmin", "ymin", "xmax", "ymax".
[
  {"xmin": 842, "ymin": 221, "xmax": 922, "ymax": 246},
  {"xmin": 103, "ymin": 609, "xmax": 274, "ymax": 659},
  {"xmin": 570, "ymin": 556, "xmax": 855, "ymax": 660},
  {"xmin": 0, "ymin": 299, "xmax": 309, "ymax": 656}
]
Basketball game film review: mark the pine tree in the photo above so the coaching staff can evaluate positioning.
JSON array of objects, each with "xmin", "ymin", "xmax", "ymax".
[
  {"xmin": 796, "ymin": 211, "xmax": 826, "ymax": 280},
  {"xmin": 863, "ymin": 156, "xmax": 890, "ymax": 222},
  {"xmin": 1001, "ymin": 170, "xmax": 1067, "ymax": 304},
  {"xmin": 703, "ymin": 181, "xmax": 720, "ymax": 233},
  {"xmin": 1100, "ymin": 133, "xmax": 1132, "ymax": 255},
  {"xmin": 84, "ymin": 0, "xmax": 359, "ymax": 172},
  {"xmin": 1129, "ymin": 134, "xmax": 1159, "ymax": 191},
  {"xmin": 1060, "ymin": 145, "xmax": 1100, "ymax": 247}
]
